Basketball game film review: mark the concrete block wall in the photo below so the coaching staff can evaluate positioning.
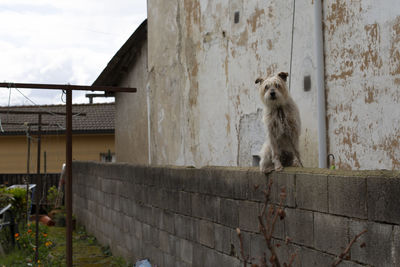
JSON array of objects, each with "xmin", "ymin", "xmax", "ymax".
[{"xmin": 73, "ymin": 162, "xmax": 400, "ymax": 266}]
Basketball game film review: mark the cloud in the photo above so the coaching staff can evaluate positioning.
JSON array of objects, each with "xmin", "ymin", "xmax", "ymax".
[{"xmin": 0, "ymin": 0, "xmax": 146, "ymax": 106}]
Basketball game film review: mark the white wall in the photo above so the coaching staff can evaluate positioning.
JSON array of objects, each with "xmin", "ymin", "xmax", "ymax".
[
  {"xmin": 117, "ymin": 0, "xmax": 400, "ymax": 170},
  {"xmin": 324, "ymin": 0, "xmax": 400, "ymax": 170}
]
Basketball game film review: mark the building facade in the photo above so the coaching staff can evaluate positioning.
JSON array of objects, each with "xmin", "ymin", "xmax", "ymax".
[
  {"xmin": 95, "ymin": 0, "xmax": 400, "ymax": 170},
  {"xmin": 0, "ymin": 103, "xmax": 115, "ymax": 173}
]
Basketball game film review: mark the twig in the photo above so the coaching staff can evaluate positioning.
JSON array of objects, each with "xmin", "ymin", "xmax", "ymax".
[
  {"xmin": 331, "ymin": 229, "xmax": 367, "ymax": 266},
  {"xmin": 236, "ymin": 228, "xmax": 249, "ymax": 267}
]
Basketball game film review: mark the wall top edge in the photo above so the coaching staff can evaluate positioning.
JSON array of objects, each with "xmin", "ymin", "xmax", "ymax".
[{"xmin": 73, "ymin": 161, "xmax": 400, "ymax": 178}]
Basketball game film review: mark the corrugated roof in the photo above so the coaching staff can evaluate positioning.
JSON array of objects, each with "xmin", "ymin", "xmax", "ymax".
[{"xmin": 0, "ymin": 103, "xmax": 115, "ymax": 135}]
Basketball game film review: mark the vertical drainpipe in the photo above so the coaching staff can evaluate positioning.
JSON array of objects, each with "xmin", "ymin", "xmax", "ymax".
[
  {"xmin": 314, "ymin": 0, "xmax": 327, "ymax": 168},
  {"xmin": 146, "ymin": 82, "xmax": 152, "ymax": 165}
]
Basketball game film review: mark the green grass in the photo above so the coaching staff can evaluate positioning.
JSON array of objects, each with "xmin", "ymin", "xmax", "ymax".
[{"xmin": 0, "ymin": 225, "xmax": 131, "ymax": 267}]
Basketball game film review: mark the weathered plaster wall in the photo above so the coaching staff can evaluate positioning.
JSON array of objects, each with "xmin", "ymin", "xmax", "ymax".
[
  {"xmin": 147, "ymin": 0, "xmax": 320, "ymax": 168},
  {"xmin": 115, "ymin": 39, "xmax": 149, "ymax": 164},
  {"xmin": 324, "ymin": 0, "xmax": 400, "ymax": 170},
  {"xmin": 116, "ymin": 0, "xmax": 400, "ymax": 170}
]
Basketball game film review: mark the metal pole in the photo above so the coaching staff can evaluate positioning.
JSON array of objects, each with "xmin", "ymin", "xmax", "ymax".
[
  {"xmin": 314, "ymin": 0, "xmax": 327, "ymax": 168},
  {"xmin": 66, "ymin": 90, "xmax": 73, "ymax": 267},
  {"xmin": 35, "ymin": 114, "xmax": 41, "ymax": 262},
  {"xmin": 26, "ymin": 126, "xmax": 31, "ymax": 225}
]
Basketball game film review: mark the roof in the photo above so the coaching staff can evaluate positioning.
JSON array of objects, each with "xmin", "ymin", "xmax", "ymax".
[
  {"xmin": 0, "ymin": 103, "xmax": 115, "ymax": 135},
  {"xmin": 93, "ymin": 19, "xmax": 147, "ymax": 87}
]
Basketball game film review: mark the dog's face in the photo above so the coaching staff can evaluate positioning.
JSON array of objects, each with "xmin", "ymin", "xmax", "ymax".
[{"xmin": 256, "ymin": 72, "xmax": 289, "ymax": 107}]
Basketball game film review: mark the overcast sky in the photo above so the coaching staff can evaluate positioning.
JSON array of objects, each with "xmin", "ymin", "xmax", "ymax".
[{"xmin": 0, "ymin": 0, "xmax": 147, "ymax": 106}]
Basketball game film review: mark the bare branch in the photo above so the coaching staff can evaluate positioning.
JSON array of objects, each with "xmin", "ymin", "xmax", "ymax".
[
  {"xmin": 331, "ymin": 229, "xmax": 367, "ymax": 267},
  {"xmin": 237, "ymin": 228, "xmax": 250, "ymax": 267}
]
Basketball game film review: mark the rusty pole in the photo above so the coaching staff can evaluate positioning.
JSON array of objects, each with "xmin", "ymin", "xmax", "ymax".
[
  {"xmin": 66, "ymin": 90, "xmax": 73, "ymax": 267},
  {"xmin": 34, "ymin": 114, "xmax": 42, "ymax": 262},
  {"xmin": 26, "ymin": 126, "xmax": 31, "ymax": 225}
]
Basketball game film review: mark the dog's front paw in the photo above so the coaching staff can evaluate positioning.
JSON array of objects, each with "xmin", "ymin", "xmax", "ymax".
[
  {"xmin": 261, "ymin": 166, "xmax": 274, "ymax": 174},
  {"xmin": 292, "ymin": 158, "xmax": 301, "ymax": 167},
  {"xmin": 274, "ymin": 165, "xmax": 283, "ymax": 172}
]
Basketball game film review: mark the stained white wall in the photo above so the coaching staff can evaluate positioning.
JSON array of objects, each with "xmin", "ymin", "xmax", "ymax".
[
  {"xmin": 324, "ymin": 0, "xmax": 400, "ymax": 170},
  {"xmin": 116, "ymin": 0, "xmax": 400, "ymax": 170},
  {"xmin": 146, "ymin": 0, "xmax": 320, "ymax": 167}
]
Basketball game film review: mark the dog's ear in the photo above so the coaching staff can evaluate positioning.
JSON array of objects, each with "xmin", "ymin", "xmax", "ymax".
[
  {"xmin": 255, "ymin": 78, "xmax": 264, "ymax": 84},
  {"xmin": 278, "ymin": 72, "xmax": 289, "ymax": 82}
]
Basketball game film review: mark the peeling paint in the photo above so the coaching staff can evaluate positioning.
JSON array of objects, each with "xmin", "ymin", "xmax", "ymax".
[
  {"xmin": 360, "ymin": 23, "xmax": 382, "ymax": 72},
  {"xmin": 247, "ymin": 7, "xmax": 265, "ymax": 33},
  {"xmin": 389, "ymin": 16, "xmax": 400, "ymax": 75},
  {"xmin": 364, "ymin": 87, "xmax": 375, "ymax": 104}
]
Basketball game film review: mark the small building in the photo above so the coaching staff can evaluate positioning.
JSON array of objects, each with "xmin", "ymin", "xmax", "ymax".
[
  {"xmin": 95, "ymin": 1, "xmax": 400, "ymax": 170},
  {"xmin": 0, "ymin": 103, "xmax": 115, "ymax": 173}
]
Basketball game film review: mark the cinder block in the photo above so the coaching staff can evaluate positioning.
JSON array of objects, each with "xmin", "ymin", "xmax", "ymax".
[
  {"xmin": 238, "ymin": 200, "xmax": 259, "ymax": 232},
  {"xmin": 198, "ymin": 219, "xmax": 215, "ymax": 248},
  {"xmin": 249, "ymin": 233, "xmax": 270, "ymax": 263},
  {"xmin": 104, "ymin": 193, "xmax": 112, "ymax": 208},
  {"xmin": 271, "ymin": 172, "xmax": 296, "ymax": 208},
  {"xmin": 122, "ymin": 214, "xmax": 131, "ymax": 233},
  {"xmin": 132, "ymin": 184, "xmax": 145, "ymax": 203},
  {"xmin": 115, "ymin": 180, "xmax": 123, "ymax": 196},
  {"xmin": 220, "ymin": 253, "xmax": 242, "ymax": 267},
  {"xmin": 349, "ymin": 220, "xmax": 393, "ymax": 266},
  {"xmin": 131, "ymin": 235, "xmax": 143, "ymax": 261},
  {"xmin": 198, "ymin": 168, "xmax": 217, "ymax": 195},
  {"xmin": 285, "ymin": 208, "xmax": 313, "ymax": 247},
  {"xmin": 178, "ymin": 191, "xmax": 192, "ymax": 215},
  {"xmin": 181, "ymin": 168, "xmax": 200, "ymax": 193},
  {"xmin": 112, "ymin": 195, "xmax": 121, "ymax": 212},
  {"xmin": 231, "ymin": 228, "xmax": 250, "ymax": 259},
  {"xmin": 248, "ymin": 170, "xmax": 269, "ymax": 202},
  {"xmin": 138, "ymin": 204, "xmax": 153, "ymax": 225},
  {"xmin": 192, "ymin": 193, "xmax": 220, "ymax": 222},
  {"xmin": 367, "ymin": 177, "xmax": 400, "ymax": 224},
  {"xmin": 192, "ymin": 243, "xmax": 207, "ymax": 267},
  {"xmin": 214, "ymin": 167, "xmax": 249, "ymax": 199},
  {"xmin": 159, "ymin": 210, "xmax": 175, "ymax": 234},
  {"xmin": 273, "ymin": 239, "xmax": 300, "ymax": 267},
  {"xmin": 265, "ymin": 204, "xmax": 285, "ymax": 239},
  {"xmin": 314, "ymin": 213, "xmax": 349, "ymax": 255},
  {"xmin": 163, "ymin": 253, "xmax": 176, "ymax": 267},
  {"xmin": 301, "ymin": 247, "xmax": 335, "ymax": 267},
  {"xmin": 142, "ymin": 223, "xmax": 152, "ymax": 244},
  {"xmin": 151, "ymin": 207, "xmax": 162, "ymax": 227},
  {"xmin": 159, "ymin": 230, "xmax": 171, "ymax": 254},
  {"xmin": 394, "ymin": 226, "xmax": 400, "ymax": 265},
  {"xmin": 296, "ymin": 173, "xmax": 328, "ymax": 212},
  {"xmin": 214, "ymin": 223, "xmax": 231, "ymax": 255},
  {"xmin": 219, "ymin": 198, "xmax": 238, "ymax": 228},
  {"xmin": 174, "ymin": 214, "xmax": 197, "ymax": 240},
  {"xmin": 328, "ymin": 175, "xmax": 367, "ymax": 219},
  {"xmin": 151, "ymin": 227, "xmax": 160, "ymax": 248},
  {"xmin": 166, "ymin": 189, "xmax": 180, "ymax": 213},
  {"xmin": 202, "ymin": 246, "xmax": 225, "ymax": 267},
  {"xmin": 130, "ymin": 219, "xmax": 142, "ymax": 240},
  {"xmin": 120, "ymin": 197, "xmax": 130, "ymax": 216},
  {"xmin": 179, "ymin": 238, "xmax": 193, "ymax": 264}
]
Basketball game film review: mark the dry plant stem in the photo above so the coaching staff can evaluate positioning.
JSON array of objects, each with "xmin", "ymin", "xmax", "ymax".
[
  {"xmin": 257, "ymin": 178, "xmax": 283, "ymax": 267},
  {"xmin": 331, "ymin": 229, "xmax": 368, "ymax": 267},
  {"xmin": 284, "ymin": 251, "xmax": 297, "ymax": 267},
  {"xmin": 237, "ymin": 228, "xmax": 249, "ymax": 267}
]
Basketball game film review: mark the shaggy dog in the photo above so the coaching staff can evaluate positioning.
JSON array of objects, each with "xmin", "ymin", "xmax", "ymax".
[{"xmin": 256, "ymin": 72, "xmax": 302, "ymax": 173}]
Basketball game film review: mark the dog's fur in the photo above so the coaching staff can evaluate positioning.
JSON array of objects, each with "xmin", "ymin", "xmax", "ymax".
[{"xmin": 256, "ymin": 72, "xmax": 301, "ymax": 173}]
